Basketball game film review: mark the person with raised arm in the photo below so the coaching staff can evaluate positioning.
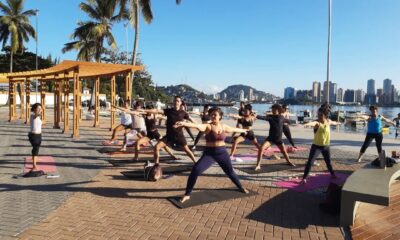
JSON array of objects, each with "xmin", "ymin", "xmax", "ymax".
[
  {"xmin": 109, "ymin": 100, "xmax": 133, "ymax": 142},
  {"xmin": 280, "ymin": 104, "xmax": 297, "ymax": 148},
  {"xmin": 301, "ymin": 105, "xmax": 341, "ymax": 183},
  {"xmin": 190, "ymin": 104, "xmax": 211, "ymax": 150},
  {"xmin": 255, "ymin": 104, "xmax": 295, "ymax": 171},
  {"xmin": 229, "ymin": 104, "xmax": 260, "ymax": 159},
  {"xmin": 140, "ymin": 96, "xmax": 196, "ymax": 163},
  {"xmin": 174, "ymin": 107, "xmax": 249, "ymax": 203},
  {"xmin": 357, "ymin": 105, "xmax": 395, "ymax": 162}
]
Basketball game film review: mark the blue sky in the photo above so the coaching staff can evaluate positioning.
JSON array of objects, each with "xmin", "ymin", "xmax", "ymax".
[{"xmin": 21, "ymin": 0, "xmax": 400, "ymax": 97}]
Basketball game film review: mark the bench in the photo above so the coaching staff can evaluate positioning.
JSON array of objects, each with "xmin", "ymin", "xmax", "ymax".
[{"xmin": 340, "ymin": 156, "xmax": 400, "ymax": 226}]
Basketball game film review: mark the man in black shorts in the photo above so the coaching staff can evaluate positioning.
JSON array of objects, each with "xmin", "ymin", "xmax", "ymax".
[
  {"xmin": 255, "ymin": 104, "xmax": 295, "ymax": 171},
  {"xmin": 143, "ymin": 96, "xmax": 196, "ymax": 164}
]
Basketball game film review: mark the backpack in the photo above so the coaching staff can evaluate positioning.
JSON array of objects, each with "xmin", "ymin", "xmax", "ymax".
[
  {"xmin": 144, "ymin": 161, "xmax": 162, "ymax": 181},
  {"xmin": 22, "ymin": 170, "xmax": 46, "ymax": 178},
  {"xmin": 319, "ymin": 182, "xmax": 342, "ymax": 215}
]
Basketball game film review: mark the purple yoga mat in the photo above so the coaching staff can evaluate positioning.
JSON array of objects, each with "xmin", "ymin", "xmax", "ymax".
[
  {"xmin": 273, "ymin": 172, "xmax": 349, "ymax": 192},
  {"xmin": 230, "ymin": 154, "xmax": 269, "ymax": 162}
]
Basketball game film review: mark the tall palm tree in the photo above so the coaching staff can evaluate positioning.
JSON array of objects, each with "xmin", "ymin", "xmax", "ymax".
[
  {"xmin": 0, "ymin": 0, "xmax": 36, "ymax": 73},
  {"xmin": 63, "ymin": 0, "xmax": 124, "ymax": 62},
  {"xmin": 119, "ymin": 0, "xmax": 153, "ymax": 66}
]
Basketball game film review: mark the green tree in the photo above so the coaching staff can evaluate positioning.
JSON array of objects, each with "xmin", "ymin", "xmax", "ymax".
[
  {"xmin": 0, "ymin": 0, "xmax": 36, "ymax": 73},
  {"xmin": 62, "ymin": 0, "xmax": 124, "ymax": 62}
]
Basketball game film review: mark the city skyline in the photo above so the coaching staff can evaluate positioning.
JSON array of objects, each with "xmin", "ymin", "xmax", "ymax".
[{"xmin": 16, "ymin": 0, "xmax": 400, "ymax": 97}]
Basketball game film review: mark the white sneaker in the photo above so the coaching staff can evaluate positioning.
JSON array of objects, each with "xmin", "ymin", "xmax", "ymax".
[{"xmin": 235, "ymin": 157, "xmax": 244, "ymax": 162}]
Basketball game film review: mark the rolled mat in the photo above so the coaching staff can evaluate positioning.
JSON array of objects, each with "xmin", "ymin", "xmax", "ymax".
[
  {"xmin": 24, "ymin": 156, "xmax": 57, "ymax": 173},
  {"xmin": 273, "ymin": 172, "xmax": 349, "ymax": 192},
  {"xmin": 168, "ymin": 189, "xmax": 257, "ymax": 209}
]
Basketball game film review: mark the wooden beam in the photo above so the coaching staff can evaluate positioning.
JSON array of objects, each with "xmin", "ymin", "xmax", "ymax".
[
  {"xmin": 53, "ymin": 80, "xmax": 60, "ymax": 129},
  {"xmin": 110, "ymin": 75, "xmax": 116, "ymax": 131},
  {"xmin": 25, "ymin": 79, "xmax": 31, "ymax": 124},
  {"xmin": 72, "ymin": 70, "xmax": 80, "ymax": 139},
  {"xmin": 93, "ymin": 76, "xmax": 100, "ymax": 127},
  {"xmin": 63, "ymin": 78, "xmax": 70, "ymax": 134},
  {"xmin": 40, "ymin": 80, "xmax": 46, "ymax": 123},
  {"xmin": 20, "ymin": 82, "xmax": 25, "ymax": 120},
  {"xmin": 125, "ymin": 72, "xmax": 132, "ymax": 102},
  {"xmin": 8, "ymin": 81, "xmax": 15, "ymax": 121}
]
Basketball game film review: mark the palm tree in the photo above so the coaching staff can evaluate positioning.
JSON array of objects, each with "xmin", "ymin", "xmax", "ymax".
[
  {"xmin": 63, "ymin": 0, "xmax": 124, "ymax": 62},
  {"xmin": 0, "ymin": 0, "xmax": 36, "ymax": 73}
]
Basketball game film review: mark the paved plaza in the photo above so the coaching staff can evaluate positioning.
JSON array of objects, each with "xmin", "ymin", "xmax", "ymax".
[{"xmin": 0, "ymin": 107, "xmax": 399, "ymax": 239}]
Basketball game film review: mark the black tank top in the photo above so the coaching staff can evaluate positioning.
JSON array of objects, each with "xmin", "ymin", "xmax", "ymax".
[
  {"xmin": 145, "ymin": 117, "xmax": 157, "ymax": 132},
  {"xmin": 241, "ymin": 118, "xmax": 253, "ymax": 128}
]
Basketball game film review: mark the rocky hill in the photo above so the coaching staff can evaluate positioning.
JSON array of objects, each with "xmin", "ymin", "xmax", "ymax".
[
  {"xmin": 156, "ymin": 84, "xmax": 212, "ymax": 103},
  {"xmin": 219, "ymin": 84, "xmax": 278, "ymax": 102}
]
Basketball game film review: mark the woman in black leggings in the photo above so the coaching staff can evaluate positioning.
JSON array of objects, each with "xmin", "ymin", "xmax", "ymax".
[
  {"xmin": 174, "ymin": 107, "xmax": 249, "ymax": 203},
  {"xmin": 28, "ymin": 103, "xmax": 43, "ymax": 171},
  {"xmin": 280, "ymin": 104, "xmax": 296, "ymax": 148}
]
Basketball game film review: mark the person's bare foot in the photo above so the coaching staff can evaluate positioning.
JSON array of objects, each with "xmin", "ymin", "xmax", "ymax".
[
  {"xmin": 287, "ymin": 161, "xmax": 296, "ymax": 167},
  {"xmin": 331, "ymin": 174, "xmax": 338, "ymax": 179},
  {"xmin": 180, "ymin": 195, "xmax": 190, "ymax": 203},
  {"xmin": 120, "ymin": 148, "xmax": 126, "ymax": 152},
  {"xmin": 255, "ymin": 165, "xmax": 261, "ymax": 171},
  {"xmin": 132, "ymin": 157, "xmax": 139, "ymax": 161},
  {"xmin": 300, "ymin": 179, "xmax": 307, "ymax": 184}
]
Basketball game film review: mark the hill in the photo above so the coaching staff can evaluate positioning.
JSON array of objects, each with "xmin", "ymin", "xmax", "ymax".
[{"xmin": 219, "ymin": 84, "xmax": 278, "ymax": 102}]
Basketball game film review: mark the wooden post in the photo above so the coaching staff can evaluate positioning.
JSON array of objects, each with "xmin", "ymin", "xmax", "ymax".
[
  {"xmin": 12, "ymin": 82, "xmax": 16, "ymax": 119},
  {"xmin": 125, "ymin": 72, "xmax": 131, "ymax": 102},
  {"xmin": 53, "ymin": 80, "xmax": 59, "ymax": 128},
  {"xmin": 20, "ymin": 82, "xmax": 25, "ymax": 119},
  {"xmin": 110, "ymin": 74, "xmax": 116, "ymax": 131},
  {"xmin": 79, "ymin": 79, "xmax": 82, "ymax": 122},
  {"xmin": 25, "ymin": 79, "xmax": 31, "ymax": 124},
  {"xmin": 63, "ymin": 77, "xmax": 70, "ymax": 134},
  {"xmin": 57, "ymin": 80, "xmax": 63, "ymax": 127},
  {"xmin": 8, "ymin": 80, "xmax": 15, "ymax": 121},
  {"xmin": 40, "ymin": 80, "xmax": 46, "ymax": 122},
  {"xmin": 73, "ymin": 70, "xmax": 80, "ymax": 138},
  {"xmin": 94, "ymin": 76, "xmax": 100, "ymax": 127}
]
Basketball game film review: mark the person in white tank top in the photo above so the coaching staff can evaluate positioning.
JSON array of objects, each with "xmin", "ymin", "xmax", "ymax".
[
  {"xmin": 109, "ymin": 100, "xmax": 133, "ymax": 142},
  {"xmin": 28, "ymin": 103, "xmax": 43, "ymax": 171}
]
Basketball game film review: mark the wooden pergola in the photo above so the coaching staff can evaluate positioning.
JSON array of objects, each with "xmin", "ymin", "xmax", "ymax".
[{"xmin": 5, "ymin": 60, "xmax": 143, "ymax": 138}]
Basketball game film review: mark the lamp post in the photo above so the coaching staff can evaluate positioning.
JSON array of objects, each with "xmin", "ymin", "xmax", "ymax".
[
  {"xmin": 326, "ymin": 0, "xmax": 331, "ymax": 104},
  {"xmin": 34, "ymin": 9, "xmax": 39, "ymax": 103}
]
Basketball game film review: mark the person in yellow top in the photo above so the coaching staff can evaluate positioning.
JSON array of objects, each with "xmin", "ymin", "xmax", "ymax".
[{"xmin": 301, "ymin": 105, "xmax": 341, "ymax": 184}]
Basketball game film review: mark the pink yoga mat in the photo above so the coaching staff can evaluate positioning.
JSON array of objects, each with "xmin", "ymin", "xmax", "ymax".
[
  {"xmin": 251, "ymin": 146, "xmax": 308, "ymax": 155},
  {"xmin": 273, "ymin": 172, "xmax": 349, "ymax": 192},
  {"xmin": 24, "ymin": 156, "xmax": 57, "ymax": 173}
]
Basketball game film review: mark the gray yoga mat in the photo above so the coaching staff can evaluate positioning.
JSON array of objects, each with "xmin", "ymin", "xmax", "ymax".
[{"xmin": 168, "ymin": 189, "xmax": 257, "ymax": 209}]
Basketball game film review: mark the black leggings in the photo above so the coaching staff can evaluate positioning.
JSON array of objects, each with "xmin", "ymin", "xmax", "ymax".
[
  {"xmin": 28, "ymin": 133, "xmax": 42, "ymax": 157},
  {"xmin": 283, "ymin": 124, "xmax": 295, "ymax": 147},
  {"xmin": 193, "ymin": 131, "xmax": 204, "ymax": 146},
  {"xmin": 303, "ymin": 144, "xmax": 334, "ymax": 179},
  {"xmin": 185, "ymin": 146, "xmax": 243, "ymax": 195},
  {"xmin": 360, "ymin": 133, "xmax": 383, "ymax": 154},
  {"xmin": 185, "ymin": 127, "xmax": 195, "ymax": 141}
]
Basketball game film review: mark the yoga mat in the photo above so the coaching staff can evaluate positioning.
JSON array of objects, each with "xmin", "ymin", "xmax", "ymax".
[
  {"xmin": 24, "ymin": 156, "xmax": 57, "ymax": 173},
  {"xmin": 230, "ymin": 154, "xmax": 268, "ymax": 163},
  {"xmin": 121, "ymin": 164, "xmax": 193, "ymax": 179},
  {"xmin": 108, "ymin": 157, "xmax": 178, "ymax": 167},
  {"xmin": 168, "ymin": 189, "xmax": 257, "ymax": 209},
  {"xmin": 97, "ymin": 147, "xmax": 124, "ymax": 154},
  {"xmin": 251, "ymin": 146, "xmax": 308, "ymax": 155},
  {"xmin": 101, "ymin": 140, "xmax": 139, "ymax": 147},
  {"xmin": 273, "ymin": 172, "xmax": 349, "ymax": 192},
  {"xmin": 235, "ymin": 162, "xmax": 300, "ymax": 174}
]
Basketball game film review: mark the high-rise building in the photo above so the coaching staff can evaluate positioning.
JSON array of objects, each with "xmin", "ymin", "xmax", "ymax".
[
  {"xmin": 343, "ymin": 89, "xmax": 355, "ymax": 103},
  {"xmin": 239, "ymin": 90, "xmax": 245, "ymax": 101},
  {"xmin": 336, "ymin": 88, "xmax": 343, "ymax": 102},
  {"xmin": 355, "ymin": 89, "xmax": 365, "ymax": 103},
  {"xmin": 284, "ymin": 87, "xmax": 296, "ymax": 100},
  {"xmin": 383, "ymin": 79, "xmax": 392, "ymax": 94},
  {"xmin": 312, "ymin": 81, "xmax": 321, "ymax": 103},
  {"xmin": 367, "ymin": 79, "xmax": 375, "ymax": 95},
  {"xmin": 248, "ymin": 88, "xmax": 254, "ymax": 101},
  {"xmin": 322, "ymin": 81, "xmax": 337, "ymax": 103}
]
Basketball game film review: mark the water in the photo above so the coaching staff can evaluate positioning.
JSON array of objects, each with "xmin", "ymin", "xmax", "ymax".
[{"xmin": 216, "ymin": 103, "xmax": 400, "ymax": 137}]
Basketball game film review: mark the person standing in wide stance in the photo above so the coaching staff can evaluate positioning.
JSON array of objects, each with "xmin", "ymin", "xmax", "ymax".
[{"xmin": 174, "ymin": 107, "xmax": 249, "ymax": 203}]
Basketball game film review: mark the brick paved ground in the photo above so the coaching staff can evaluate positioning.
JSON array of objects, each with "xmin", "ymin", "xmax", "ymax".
[{"xmin": 0, "ymin": 106, "xmax": 396, "ymax": 239}]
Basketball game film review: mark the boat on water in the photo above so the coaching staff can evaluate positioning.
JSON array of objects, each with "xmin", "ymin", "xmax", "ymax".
[
  {"xmin": 296, "ymin": 109, "xmax": 313, "ymax": 123},
  {"xmin": 330, "ymin": 111, "xmax": 345, "ymax": 122},
  {"xmin": 344, "ymin": 111, "xmax": 367, "ymax": 127}
]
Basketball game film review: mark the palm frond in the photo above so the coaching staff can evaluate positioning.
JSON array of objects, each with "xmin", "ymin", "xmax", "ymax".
[{"xmin": 139, "ymin": 0, "xmax": 153, "ymax": 23}]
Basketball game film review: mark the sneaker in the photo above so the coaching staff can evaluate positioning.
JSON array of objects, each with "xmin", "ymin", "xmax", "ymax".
[{"xmin": 235, "ymin": 157, "xmax": 244, "ymax": 163}]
